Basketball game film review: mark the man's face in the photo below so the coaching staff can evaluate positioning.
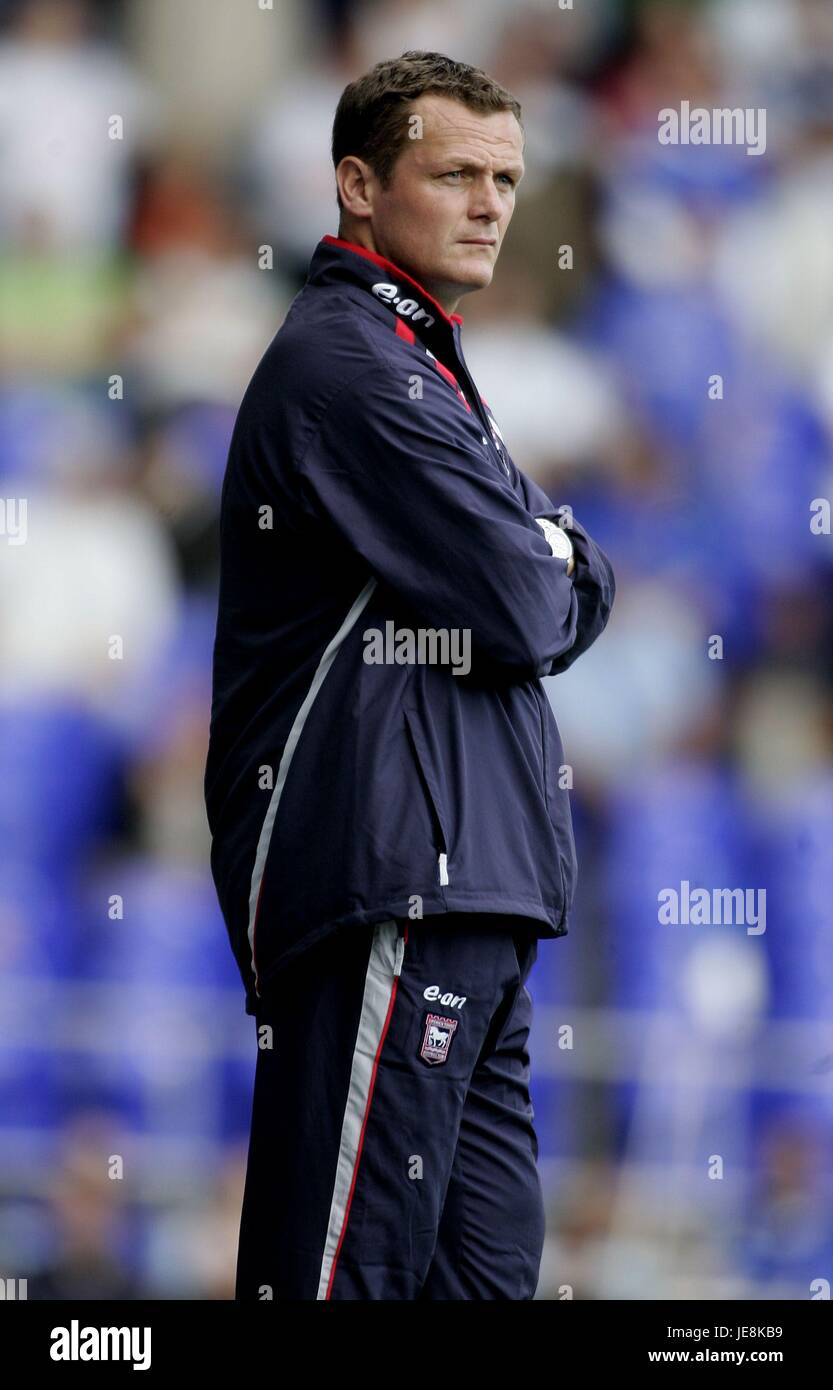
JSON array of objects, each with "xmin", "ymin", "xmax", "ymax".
[{"xmin": 341, "ymin": 94, "xmax": 524, "ymax": 314}]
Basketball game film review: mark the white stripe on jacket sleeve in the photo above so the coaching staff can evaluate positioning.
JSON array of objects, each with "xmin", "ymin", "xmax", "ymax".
[{"xmin": 246, "ymin": 577, "xmax": 378, "ymax": 987}]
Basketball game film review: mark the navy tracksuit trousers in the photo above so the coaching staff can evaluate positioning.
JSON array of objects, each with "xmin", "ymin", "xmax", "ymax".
[{"xmin": 235, "ymin": 913, "xmax": 546, "ymax": 1300}]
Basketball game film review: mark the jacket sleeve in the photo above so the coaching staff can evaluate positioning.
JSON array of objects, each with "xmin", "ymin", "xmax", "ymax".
[
  {"xmin": 293, "ymin": 363, "xmax": 580, "ymax": 682},
  {"xmin": 518, "ymin": 472, "xmax": 616, "ymax": 676}
]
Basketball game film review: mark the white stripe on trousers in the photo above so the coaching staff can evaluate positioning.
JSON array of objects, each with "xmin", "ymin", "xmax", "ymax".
[{"xmin": 316, "ymin": 919, "xmax": 405, "ymax": 1300}]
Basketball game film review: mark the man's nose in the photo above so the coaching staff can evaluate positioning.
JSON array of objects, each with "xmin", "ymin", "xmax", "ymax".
[{"xmin": 468, "ymin": 176, "xmax": 505, "ymax": 222}]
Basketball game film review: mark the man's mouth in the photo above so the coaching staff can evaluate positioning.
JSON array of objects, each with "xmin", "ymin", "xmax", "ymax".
[{"xmin": 459, "ymin": 239, "xmax": 497, "ymax": 246}]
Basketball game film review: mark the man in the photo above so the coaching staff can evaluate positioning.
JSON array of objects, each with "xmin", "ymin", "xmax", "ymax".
[{"xmin": 204, "ymin": 50, "xmax": 615, "ymax": 1300}]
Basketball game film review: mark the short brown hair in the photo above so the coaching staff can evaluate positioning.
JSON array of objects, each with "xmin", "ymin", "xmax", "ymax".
[{"xmin": 331, "ymin": 50, "xmax": 523, "ymax": 212}]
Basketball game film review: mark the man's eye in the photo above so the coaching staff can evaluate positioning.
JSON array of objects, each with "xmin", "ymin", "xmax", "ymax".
[{"xmin": 441, "ymin": 170, "xmax": 515, "ymax": 186}]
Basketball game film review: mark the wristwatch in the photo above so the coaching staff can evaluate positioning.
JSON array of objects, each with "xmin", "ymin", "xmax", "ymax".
[{"xmin": 535, "ymin": 517, "xmax": 575, "ymax": 575}]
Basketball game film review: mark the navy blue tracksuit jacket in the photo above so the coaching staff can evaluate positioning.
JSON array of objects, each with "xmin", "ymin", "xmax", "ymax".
[
  {"xmin": 205, "ymin": 234, "xmax": 616, "ymax": 1018},
  {"xmin": 205, "ymin": 235, "xmax": 615, "ymax": 1299}
]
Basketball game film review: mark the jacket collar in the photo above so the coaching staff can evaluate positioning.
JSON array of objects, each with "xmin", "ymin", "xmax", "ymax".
[{"xmin": 306, "ymin": 234, "xmax": 467, "ymax": 367}]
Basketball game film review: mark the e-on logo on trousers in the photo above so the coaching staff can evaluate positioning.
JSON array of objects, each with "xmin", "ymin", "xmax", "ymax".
[{"xmin": 419, "ymin": 1013, "xmax": 458, "ymax": 1066}]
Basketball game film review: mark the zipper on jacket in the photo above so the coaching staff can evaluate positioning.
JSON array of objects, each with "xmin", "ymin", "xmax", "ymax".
[
  {"xmin": 424, "ymin": 329, "xmax": 514, "ymax": 485},
  {"xmin": 438, "ymin": 851, "xmax": 449, "ymax": 886},
  {"xmin": 450, "ymin": 327, "xmax": 508, "ymax": 464},
  {"xmin": 480, "ymin": 428, "xmax": 512, "ymax": 480},
  {"xmin": 458, "ymin": 369, "xmax": 514, "ymax": 482}
]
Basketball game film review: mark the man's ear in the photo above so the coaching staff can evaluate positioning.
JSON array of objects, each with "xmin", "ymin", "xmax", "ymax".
[{"xmin": 335, "ymin": 156, "xmax": 374, "ymax": 218}]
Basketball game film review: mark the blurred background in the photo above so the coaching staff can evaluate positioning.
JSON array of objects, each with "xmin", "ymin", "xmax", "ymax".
[{"xmin": 1, "ymin": 0, "xmax": 832, "ymax": 1301}]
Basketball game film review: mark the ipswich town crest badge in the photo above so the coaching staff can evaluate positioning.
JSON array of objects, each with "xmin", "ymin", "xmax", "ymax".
[{"xmin": 419, "ymin": 1013, "xmax": 459, "ymax": 1066}]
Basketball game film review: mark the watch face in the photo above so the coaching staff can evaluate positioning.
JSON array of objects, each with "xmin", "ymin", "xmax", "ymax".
[
  {"xmin": 551, "ymin": 529, "xmax": 573, "ymax": 560},
  {"xmin": 535, "ymin": 516, "xmax": 574, "ymax": 561}
]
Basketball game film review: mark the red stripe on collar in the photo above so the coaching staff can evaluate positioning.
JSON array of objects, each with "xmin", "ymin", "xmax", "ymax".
[
  {"xmin": 394, "ymin": 318, "xmax": 416, "ymax": 344},
  {"xmin": 322, "ymin": 235, "xmax": 465, "ymax": 327},
  {"xmin": 431, "ymin": 357, "xmax": 472, "ymax": 412},
  {"xmin": 393, "ymin": 297, "xmax": 470, "ymax": 410}
]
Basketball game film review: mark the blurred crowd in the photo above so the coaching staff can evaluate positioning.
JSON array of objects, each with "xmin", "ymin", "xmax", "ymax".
[{"xmin": 1, "ymin": 0, "xmax": 832, "ymax": 1299}]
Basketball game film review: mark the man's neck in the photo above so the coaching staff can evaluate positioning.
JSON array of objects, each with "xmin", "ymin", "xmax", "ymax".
[{"xmin": 335, "ymin": 226, "xmax": 461, "ymax": 317}]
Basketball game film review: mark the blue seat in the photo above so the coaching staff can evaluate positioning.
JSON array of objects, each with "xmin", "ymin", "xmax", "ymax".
[
  {"xmin": 602, "ymin": 764, "xmax": 756, "ymax": 1163},
  {"xmin": 748, "ymin": 773, "xmax": 833, "ymax": 1024},
  {"xmin": 77, "ymin": 857, "xmax": 235, "ymax": 990},
  {"xmin": 0, "ymin": 697, "xmax": 123, "ymax": 874}
]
